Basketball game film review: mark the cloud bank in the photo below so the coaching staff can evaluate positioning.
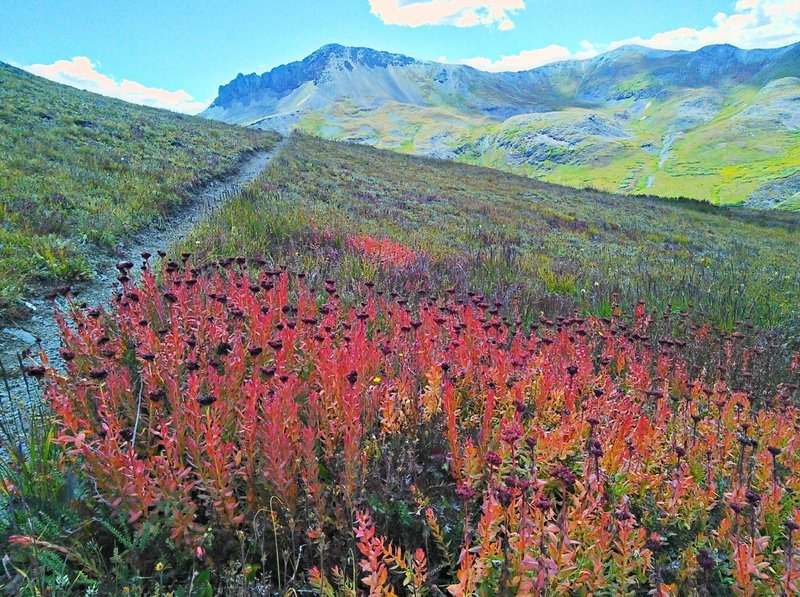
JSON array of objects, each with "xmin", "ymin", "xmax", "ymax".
[
  {"xmin": 24, "ymin": 57, "xmax": 208, "ymax": 114},
  {"xmin": 462, "ymin": 42, "xmax": 598, "ymax": 72},
  {"xmin": 460, "ymin": 0, "xmax": 800, "ymax": 72},
  {"xmin": 610, "ymin": 0, "xmax": 800, "ymax": 51},
  {"xmin": 369, "ymin": 0, "xmax": 524, "ymax": 30}
]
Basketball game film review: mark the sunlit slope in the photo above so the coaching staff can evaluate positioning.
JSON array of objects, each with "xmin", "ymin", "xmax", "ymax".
[
  {"xmin": 296, "ymin": 75, "xmax": 800, "ymax": 209},
  {"xmin": 457, "ymin": 80, "xmax": 800, "ymax": 208}
]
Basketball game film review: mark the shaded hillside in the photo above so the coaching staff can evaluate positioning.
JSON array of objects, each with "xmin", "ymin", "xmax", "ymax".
[
  {"xmin": 205, "ymin": 43, "xmax": 800, "ymax": 208},
  {"xmin": 0, "ymin": 62, "xmax": 280, "ymax": 314}
]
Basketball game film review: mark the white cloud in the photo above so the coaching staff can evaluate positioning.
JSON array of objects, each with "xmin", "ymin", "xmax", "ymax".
[
  {"xmin": 23, "ymin": 57, "xmax": 208, "ymax": 114},
  {"xmin": 459, "ymin": 0, "xmax": 799, "ymax": 73},
  {"xmin": 608, "ymin": 0, "xmax": 800, "ymax": 51},
  {"xmin": 460, "ymin": 44, "xmax": 597, "ymax": 72},
  {"xmin": 368, "ymin": 0, "xmax": 524, "ymax": 29}
]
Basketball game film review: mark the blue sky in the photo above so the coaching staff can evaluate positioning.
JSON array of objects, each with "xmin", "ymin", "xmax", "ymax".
[{"xmin": 2, "ymin": 1, "xmax": 799, "ymax": 113}]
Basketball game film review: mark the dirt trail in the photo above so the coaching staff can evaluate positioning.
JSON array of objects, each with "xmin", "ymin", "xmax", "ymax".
[{"xmin": 0, "ymin": 140, "xmax": 285, "ymax": 394}]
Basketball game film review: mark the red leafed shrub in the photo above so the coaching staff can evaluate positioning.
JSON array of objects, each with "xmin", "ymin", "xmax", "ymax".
[
  {"xmin": 41, "ymin": 259, "xmax": 800, "ymax": 594},
  {"xmin": 347, "ymin": 234, "xmax": 419, "ymax": 268}
]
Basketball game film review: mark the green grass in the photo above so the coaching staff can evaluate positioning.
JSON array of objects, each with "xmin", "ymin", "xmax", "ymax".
[
  {"xmin": 0, "ymin": 62, "xmax": 280, "ymax": 314},
  {"xmin": 181, "ymin": 132, "xmax": 800, "ymax": 341}
]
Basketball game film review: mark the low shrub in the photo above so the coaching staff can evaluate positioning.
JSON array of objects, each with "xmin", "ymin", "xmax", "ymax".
[{"xmin": 10, "ymin": 258, "xmax": 797, "ymax": 594}]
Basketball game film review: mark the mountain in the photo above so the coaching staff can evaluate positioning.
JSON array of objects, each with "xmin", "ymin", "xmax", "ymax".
[
  {"xmin": 203, "ymin": 44, "xmax": 553, "ymax": 130},
  {"xmin": 204, "ymin": 42, "xmax": 800, "ymax": 209}
]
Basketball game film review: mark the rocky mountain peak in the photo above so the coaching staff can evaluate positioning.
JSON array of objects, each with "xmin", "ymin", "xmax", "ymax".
[{"xmin": 209, "ymin": 44, "xmax": 418, "ymax": 109}]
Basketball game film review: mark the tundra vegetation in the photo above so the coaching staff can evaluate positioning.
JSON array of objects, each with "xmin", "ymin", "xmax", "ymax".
[
  {"xmin": 1, "ymin": 135, "xmax": 799, "ymax": 595},
  {"xmin": 0, "ymin": 62, "xmax": 279, "ymax": 316}
]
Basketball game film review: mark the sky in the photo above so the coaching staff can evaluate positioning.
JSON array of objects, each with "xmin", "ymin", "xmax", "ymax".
[{"xmin": 1, "ymin": 0, "xmax": 799, "ymax": 114}]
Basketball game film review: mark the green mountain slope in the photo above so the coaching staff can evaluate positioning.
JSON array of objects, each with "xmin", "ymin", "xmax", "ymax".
[
  {"xmin": 458, "ymin": 76, "xmax": 800, "ymax": 208},
  {"xmin": 205, "ymin": 43, "xmax": 800, "ymax": 209},
  {"xmin": 0, "ymin": 62, "xmax": 279, "ymax": 313},
  {"xmin": 183, "ymin": 133, "xmax": 800, "ymax": 336}
]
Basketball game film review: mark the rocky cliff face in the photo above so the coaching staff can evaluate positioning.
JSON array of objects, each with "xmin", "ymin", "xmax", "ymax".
[{"xmin": 209, "ymin": 44, "xmax": 418, "ymax": 110}]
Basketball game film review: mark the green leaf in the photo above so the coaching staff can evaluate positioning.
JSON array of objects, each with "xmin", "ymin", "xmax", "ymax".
[{"xmin": 193, "ymin": 570, "xmax": 213, "ymax": 597}]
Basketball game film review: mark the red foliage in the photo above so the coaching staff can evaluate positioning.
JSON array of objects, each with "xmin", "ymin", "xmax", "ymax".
[
  {"xmin": 41, "ymin": 259, "xmax": 800, "ymax": 594},
  {"xmin": 347, "ymin": 234, "xmax": 419, "ymax": 268}
]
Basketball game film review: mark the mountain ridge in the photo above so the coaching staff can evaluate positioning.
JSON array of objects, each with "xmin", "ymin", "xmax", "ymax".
[
  {"xmin": 206, "ymin": 41, "xmax": 800, "ymax": 115},
  {"xmin": 203, "ymin": 41, "xmax": 800, "ymax": 209},
  {"xmin": 209, "ymin": 44, "xmax": 420, "ymax": 110}
]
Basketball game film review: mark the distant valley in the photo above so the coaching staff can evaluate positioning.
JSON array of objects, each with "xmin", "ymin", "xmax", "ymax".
[{"xmin": 204, "ymin": 42, "xmax": 800, "ymax": 209}]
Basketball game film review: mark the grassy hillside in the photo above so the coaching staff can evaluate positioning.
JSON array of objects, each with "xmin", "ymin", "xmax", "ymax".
[
  {"xmin": 0, "ymin": 62, "xmax": 280, "ymax": 314},
  {"xmin": 183, "ymin": 133, "xmax": 800, "ymax": 337},
  {"xmin": 6, "ymin": 133, "xmax": 800, "ymax": 595}
]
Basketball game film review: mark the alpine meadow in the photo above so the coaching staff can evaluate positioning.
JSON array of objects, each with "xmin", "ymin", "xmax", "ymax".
[{"xmin": 1, "ymin": 2, "xmax": 800, "ymax": 595}]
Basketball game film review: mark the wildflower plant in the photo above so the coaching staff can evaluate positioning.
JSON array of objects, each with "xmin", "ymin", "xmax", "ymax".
[{"xmin": 16, "ymin": 254, "xmax": 797, "ymax": 594}]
